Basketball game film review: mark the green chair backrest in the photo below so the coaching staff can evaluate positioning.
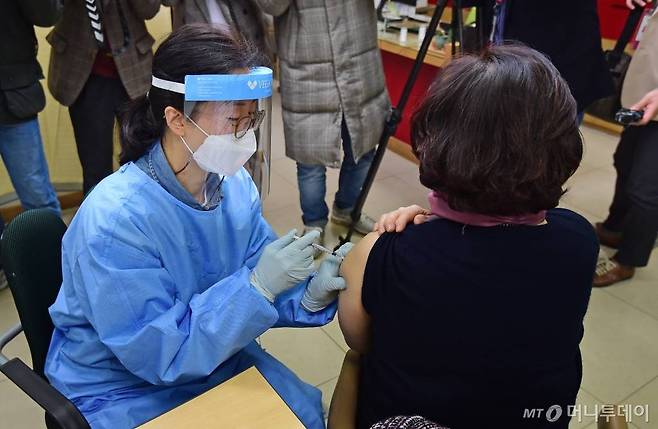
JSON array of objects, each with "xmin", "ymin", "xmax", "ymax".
[{"xmin": 0, "ymin": 209, "xmax": 66, "ymax": 379}]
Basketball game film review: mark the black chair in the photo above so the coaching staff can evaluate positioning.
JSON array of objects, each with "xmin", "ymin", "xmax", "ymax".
[{"xmin": 0, "ymin": 209, "xmax": 90, "ymax": 429}]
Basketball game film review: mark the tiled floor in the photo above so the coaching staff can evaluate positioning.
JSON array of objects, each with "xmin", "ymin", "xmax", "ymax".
[{"xmin": 1, "ymin": 95, "xmax": 656, "ymax": 428}]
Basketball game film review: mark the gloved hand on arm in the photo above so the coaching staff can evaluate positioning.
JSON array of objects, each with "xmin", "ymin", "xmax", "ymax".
[
  {"xmin": 301, "ymin": 242, "xmax": 354, "ymax": 312},
  {"xmin": 251, "ymin": 229, "xmax": 320, "ymax": 302}
]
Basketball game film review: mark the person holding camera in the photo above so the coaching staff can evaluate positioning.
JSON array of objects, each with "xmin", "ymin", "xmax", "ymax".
[
  {"xmin": 594, "ymin": 0, "xmax": 658, "ymax": 287},
  {"xmin": 0, "ymin": 0, "xmax": 62, "ymax": 215},
  {"xmin": 46, "ymin": 0, "xmax": 160, "ymax": 195}
]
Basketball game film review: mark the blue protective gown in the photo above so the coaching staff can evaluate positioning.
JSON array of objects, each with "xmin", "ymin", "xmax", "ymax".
[{"xmin": 45, "ymin": 160, "xmax": 335, "ymax": 428}]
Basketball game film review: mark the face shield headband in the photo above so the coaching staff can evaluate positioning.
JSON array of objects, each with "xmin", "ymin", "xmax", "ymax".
[{"xmin": 151, "ymin": 67, "xmax": 272, "ymax": 101}]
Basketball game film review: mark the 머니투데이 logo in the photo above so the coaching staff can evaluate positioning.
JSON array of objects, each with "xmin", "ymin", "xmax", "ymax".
[{"xmin": 523, "ymin": 404, "xmax": 650, "ymax": 424}]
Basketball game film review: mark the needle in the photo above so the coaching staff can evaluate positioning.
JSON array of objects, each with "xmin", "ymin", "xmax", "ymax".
[{"xmin": 294, "ymin": 235, "xmax": 344, "ymax": 260}]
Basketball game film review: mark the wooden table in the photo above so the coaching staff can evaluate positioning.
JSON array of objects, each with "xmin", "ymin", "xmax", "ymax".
[
  {"xmin": 138, "ymin": 367, "xmax": 305, "ymax": 429},
  {"xmin": 376, "ymin": 5, "xmax": 455, "ymax": 69},
  {"xmin": 377, "ymin": 30, "xmax": 451, "ymax": 69}
]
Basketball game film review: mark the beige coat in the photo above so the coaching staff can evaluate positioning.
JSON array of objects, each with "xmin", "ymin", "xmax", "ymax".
[
  {"xmin": 256, "ymin": 0, "xmax": 390, "ymax": 166},
  {"xmin": 622, "ymin": 8, "xmax": 658, "ymax": 121}
]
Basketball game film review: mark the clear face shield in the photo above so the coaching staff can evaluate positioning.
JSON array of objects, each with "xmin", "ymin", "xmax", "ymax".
[{"xmin": 152, "ymin": 67, "xmax": 273, "ymax": 199}]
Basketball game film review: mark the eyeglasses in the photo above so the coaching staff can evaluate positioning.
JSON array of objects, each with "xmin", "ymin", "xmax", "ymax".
[{"xmin": 227, "ymin": 110, "xmax": 265, "ymax": 139}]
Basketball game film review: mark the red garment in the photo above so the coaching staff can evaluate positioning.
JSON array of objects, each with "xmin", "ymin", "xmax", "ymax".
[{"xmin": 91, "ymin": 49, "xmax": 119, "ymax": 79}]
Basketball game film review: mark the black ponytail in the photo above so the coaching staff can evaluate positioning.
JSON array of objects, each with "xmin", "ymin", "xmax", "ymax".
[
  {"xmin": 118, "ymin": 24, "xmax": 268, "ymax": 165},
  {"xmin": 119, "ymin": 95, "xmax": 163, "ymax": 164}
]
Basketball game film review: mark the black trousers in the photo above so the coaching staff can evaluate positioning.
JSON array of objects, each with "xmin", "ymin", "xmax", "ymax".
[
  {"xmin": 603, "ymin": 122, "xmax": 658, "ymax": 267},
  {"xmin": 69, "ymin": 74, "xmax": 129, "ymax": 195}
]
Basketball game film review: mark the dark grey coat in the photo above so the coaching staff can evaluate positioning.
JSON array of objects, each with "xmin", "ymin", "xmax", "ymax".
[{"xmin": 257, "ymin": 0, "xmax": 390, "ymax": 166}]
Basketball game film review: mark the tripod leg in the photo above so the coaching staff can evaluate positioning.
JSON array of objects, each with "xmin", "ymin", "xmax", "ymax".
[
  {"xmin": 476, "ymin": 5, "xmax": 486, "ymax": 52},
  {"xmin": 451, "ymin": 5, "xmax": 457, "ymax": 56},
  {"xmin": 337, "ymin": 0, "xmax": 450, "ymax": 248},
  {"xmin": 455, "ymin": 0, "xmax": 464, "ymax": 54}
]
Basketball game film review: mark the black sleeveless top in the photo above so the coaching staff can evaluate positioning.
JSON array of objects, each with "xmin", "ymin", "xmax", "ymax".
[{"xmin": 357, "ymin": 209, "xmax": 597, "ymax": 429}]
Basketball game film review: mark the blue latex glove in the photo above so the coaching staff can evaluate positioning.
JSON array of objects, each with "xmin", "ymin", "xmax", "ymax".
[
  {"xmin": 301, "ymin": 242, "xmax": 354, "ymax": 312},
  {"xmin": 251, "ymin": 229, "xmax": 319, "ymax": 302}
]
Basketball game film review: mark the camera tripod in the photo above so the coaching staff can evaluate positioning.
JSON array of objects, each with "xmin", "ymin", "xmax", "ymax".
[{"xmin": 337, "ymin": 0, "xmax": 485, "ymax": 248}]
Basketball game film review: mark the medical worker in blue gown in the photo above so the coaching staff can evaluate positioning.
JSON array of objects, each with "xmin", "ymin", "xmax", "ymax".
[{"xmin": 44, "ymin": 25, "xmax": 352, "ymax": 429}]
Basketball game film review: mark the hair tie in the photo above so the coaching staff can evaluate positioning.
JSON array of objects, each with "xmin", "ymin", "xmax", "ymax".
[{"xmin": 145, "ymin": 90, "xmax": 161, "ymax": 122}]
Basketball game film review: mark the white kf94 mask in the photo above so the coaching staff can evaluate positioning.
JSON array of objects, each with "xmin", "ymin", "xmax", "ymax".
[{"xmin": 181, "ymin": 118, "xmax": 256, "ymax": 176}]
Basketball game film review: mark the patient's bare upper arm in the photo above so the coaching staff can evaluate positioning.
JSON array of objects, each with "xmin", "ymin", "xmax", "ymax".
[{"xmin": 338, "ymin": 232, "xmax": 379, "ymax": 354}]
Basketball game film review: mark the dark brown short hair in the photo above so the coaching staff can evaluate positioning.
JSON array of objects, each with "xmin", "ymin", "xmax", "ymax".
[{"xmin": 411, "ymin": 44, "xmax": 582, "ymax": 216}]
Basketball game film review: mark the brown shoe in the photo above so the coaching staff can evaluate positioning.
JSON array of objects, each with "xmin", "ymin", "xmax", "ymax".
[
  {"xmin": 595, "ymin": 223, "xmax": 623, "ymax": 249},
  {"xmin": 593, "ymin": 257, "xmax": 635, "ymax": 287}
]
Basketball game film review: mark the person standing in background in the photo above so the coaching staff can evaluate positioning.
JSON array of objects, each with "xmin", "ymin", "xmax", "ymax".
[
  {"xmin": 163, "ymin": 0, "xmax": 272, "ymax": 57},
  {"xmin": 1, "ymin": 0, "xmax": 64, "ymax": 290},
  {"xmin": 46, "ymin": 0, "xmax": 160, "ymax": 194},
  {"xmin": 467, "ymin": 0, "xmax": 614, "ymax": 118},
  {"xmin": 594, "ymin": 0, "xmax": 658, "ymax": 287},
  {"xmin": 0, "ymin": 0, "xmax": 62, "ymax": 214},
  {"xmin": 255, "ymin": 0, "xmax": 390, "ymax": 250}
]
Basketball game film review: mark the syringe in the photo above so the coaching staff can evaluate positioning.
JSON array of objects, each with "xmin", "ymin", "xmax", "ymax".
[{"xmin": 293, "ymin": 235, "xmax": 343, "ymax": 260}]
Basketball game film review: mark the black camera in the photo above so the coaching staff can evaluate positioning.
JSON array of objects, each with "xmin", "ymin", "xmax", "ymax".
[{"xmin": 615, "ymin": 108, "xmax": 644, "ymax": 125}]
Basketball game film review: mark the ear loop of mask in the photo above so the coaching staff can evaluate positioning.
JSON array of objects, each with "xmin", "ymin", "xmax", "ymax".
[
  {"xmin": 186, "ymin": 115, "xmax": 211, "ymax": 138},
  {"xmin": 178, "ymin": 135, "xmax": 211, "ymax": 208},
  {"xmin": 175, "ymin": 116, "xmax": 209, "ymax": 176},
  {"xmin": 175, "ymin": 136, "xmax": 194, "ymax": 175},
  {"xmin": 179, "ymin": 124, "xmax": 226, "ymax": 208}
]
